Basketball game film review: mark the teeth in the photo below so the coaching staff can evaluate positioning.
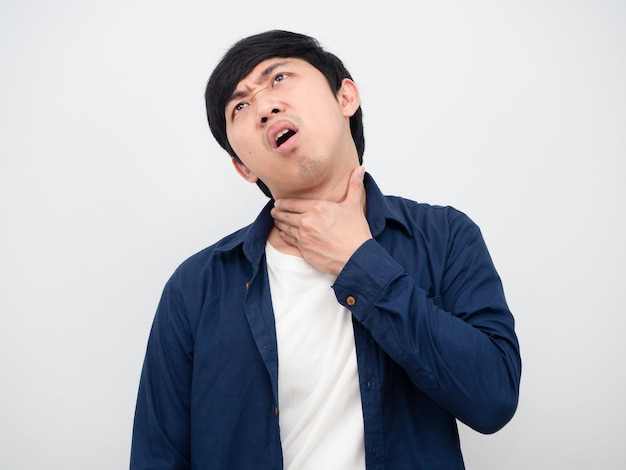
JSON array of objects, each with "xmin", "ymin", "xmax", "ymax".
[{"xmin": 275, "ymin": 129, "xmax": 289, "ymax": 142}]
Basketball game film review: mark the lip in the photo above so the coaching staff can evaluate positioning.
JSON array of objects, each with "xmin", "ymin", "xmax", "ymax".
[{"xmin": 267, "ymin": 119, "xmax": 299, "ymax": 153}]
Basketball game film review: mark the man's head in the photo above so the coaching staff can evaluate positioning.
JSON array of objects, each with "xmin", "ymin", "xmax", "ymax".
[{"xmin": 205, "ymin": 30, "xmax": 365, "ymax": 198}]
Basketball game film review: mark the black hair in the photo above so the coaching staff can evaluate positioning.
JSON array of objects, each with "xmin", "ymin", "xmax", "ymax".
[{"xmin": 204, "ymin": 30, "xmax": 365, "ymax": 197}]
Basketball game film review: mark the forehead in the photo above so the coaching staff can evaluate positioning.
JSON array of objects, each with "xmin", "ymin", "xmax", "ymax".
[{"xmin": 234, "ymin": 58, "xmax": 317, "ymax": 90}]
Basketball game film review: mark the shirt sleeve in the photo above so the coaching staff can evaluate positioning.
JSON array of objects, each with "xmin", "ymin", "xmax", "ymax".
[
  {"xmin": 130, "ymin": 274, "xmax": 193, "ymax": 469},
  {"xmin": 332, "ymin": 212, "xmax": 521, "ymax": 434}
]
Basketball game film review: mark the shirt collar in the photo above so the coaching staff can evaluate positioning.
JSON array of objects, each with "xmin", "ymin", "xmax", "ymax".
[
  {"xmin": 214, "ymin": 173, "xmax": 413, "ymax": 264},
  {"xmin": 362, "ymin": 172, "xmax": 412, "ymax": 238}
]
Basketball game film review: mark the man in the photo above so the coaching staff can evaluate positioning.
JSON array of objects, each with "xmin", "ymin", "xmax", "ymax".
[{"xmin": 131, "ymin": 30, "xmax": 521, "ymax": 469}]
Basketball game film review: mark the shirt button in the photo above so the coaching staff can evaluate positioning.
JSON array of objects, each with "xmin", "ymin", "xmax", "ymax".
[
  {"xmin": 346, "ymin": 296, "xmax": 356, "ymax": 306},
  {"xmin": 275, "ymin": 406, "xmax": 279, "ymax": 416},
  {"xmin": 245, "ymin": 282, "xmax": 250, "ymax": 290}
]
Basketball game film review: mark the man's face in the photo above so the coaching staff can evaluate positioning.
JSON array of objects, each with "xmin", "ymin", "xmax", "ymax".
[{"xmin": 225, "ymin": 58, "xmax": 360, "ymax": 199}]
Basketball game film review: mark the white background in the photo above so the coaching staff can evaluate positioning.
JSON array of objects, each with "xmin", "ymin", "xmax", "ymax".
[{"xmin": 1, "ymin": 1, "xmax": 625, "ymax": 468}]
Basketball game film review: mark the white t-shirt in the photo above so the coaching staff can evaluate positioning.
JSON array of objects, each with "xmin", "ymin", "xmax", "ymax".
[{"xmin": 265, "ymin": 241, "xmax": 366, "ymax": 470}]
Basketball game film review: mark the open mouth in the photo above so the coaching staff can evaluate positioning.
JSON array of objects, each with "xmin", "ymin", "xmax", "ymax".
[{"xmin": 275, "ymin": 129, "xmax": 296, "ymax": 148}]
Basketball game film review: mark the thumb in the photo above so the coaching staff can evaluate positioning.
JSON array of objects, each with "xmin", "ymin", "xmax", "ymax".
[{"xmin": 344, "ymin": 165, "xmax": 366, "ymax": 204}]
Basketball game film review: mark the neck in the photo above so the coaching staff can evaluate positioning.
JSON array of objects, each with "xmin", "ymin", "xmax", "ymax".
[
  {"xmin": 267, "ymin": 165, "xmax": 367, "ymax": 257},
  {"xmin": 267, "ymin": 228, "xmax": 302, "ymax": 256},
  {"xmin": 273, "ymin": 161, "xmax": 360, "ymax": 203}
]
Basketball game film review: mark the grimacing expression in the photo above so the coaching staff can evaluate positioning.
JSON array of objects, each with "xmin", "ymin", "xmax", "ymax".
[{"xmin": 225, "ymin": 58, "xmax": 360, "ymax": 199}]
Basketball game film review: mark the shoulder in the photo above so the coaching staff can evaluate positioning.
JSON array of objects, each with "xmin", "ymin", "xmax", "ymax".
[
  {"xmin": 365, "ymin": 174, "xmax": 478, "ymax": 238},
  {"xmin": 165, "ymin": 224, "xmax": 252, "ymax": 292},
  {"xmin": 384, "ymin": 194, "xmax": 480, "ymax": 241}
]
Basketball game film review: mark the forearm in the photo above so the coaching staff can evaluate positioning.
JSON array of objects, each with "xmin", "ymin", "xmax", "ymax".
[
  {"xmin": 131, "ymin": 279, "xmax": 193, "ymax": 468},
  {"xmin": 333, "ymin": 239, "xmax": 521, "ymax": 433}
]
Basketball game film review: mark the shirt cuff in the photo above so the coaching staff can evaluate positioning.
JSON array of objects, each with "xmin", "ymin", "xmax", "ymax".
[{"xmin": 332, "ymin": 239, "xmax": 404, "ymax": 321}]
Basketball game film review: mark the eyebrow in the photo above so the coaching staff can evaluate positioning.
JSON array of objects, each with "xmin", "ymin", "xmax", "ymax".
[{"xmin": 227, "ymin": 61, "xmax": 291, "ymax": 106}]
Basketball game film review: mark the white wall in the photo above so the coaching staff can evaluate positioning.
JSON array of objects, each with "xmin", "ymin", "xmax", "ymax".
[{"xmin": 1, "ymin": 1, "xmax": 624, "ymax": 468}]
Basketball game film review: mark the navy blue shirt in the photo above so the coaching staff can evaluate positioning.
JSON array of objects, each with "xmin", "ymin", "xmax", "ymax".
[{"xmin": 131, "ymin": 174, "xmax": 521, "ymax": 469}]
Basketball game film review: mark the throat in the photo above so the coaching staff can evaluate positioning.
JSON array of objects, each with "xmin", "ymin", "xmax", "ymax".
[{"xmin": 268, "ymin": 227, "xmax": 303, "ymax": 257}]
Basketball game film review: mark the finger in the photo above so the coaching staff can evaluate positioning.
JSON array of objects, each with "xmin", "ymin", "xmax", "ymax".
[
  {"xmin": 273, "ymin": 198, "xmax": 310, "ymax": 213},
  {"xmin": 273, "ymin": 219, "xmax": 294, "ymax": 236},
  {"xmin": 278, "ymin": 228, "xmax": 298, "ymax": 247},
  {"xmin": 344, "ymin": 166, "xmax": 366, "ymax": 205},
  {"xmin": 271, "ymin": 207, "xmax": 298, "ymax": 226}
]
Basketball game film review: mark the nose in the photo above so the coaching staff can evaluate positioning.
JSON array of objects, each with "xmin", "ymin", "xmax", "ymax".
[
  {"xmin": 260, "ymin": 108, "xmax": 280, "ymax": 124},
  {"xmin": 253, "ymin": 86, "xmax": 282, "ymax": 124}
]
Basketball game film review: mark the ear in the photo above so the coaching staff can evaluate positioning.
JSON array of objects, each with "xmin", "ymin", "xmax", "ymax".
[
  {"xmin": 337, "ymin": 78, "xmax": 361, "ymax": 118},
  {"xmin": 231, "ymin": 157, "xmax": 259, "ymax": 183}
]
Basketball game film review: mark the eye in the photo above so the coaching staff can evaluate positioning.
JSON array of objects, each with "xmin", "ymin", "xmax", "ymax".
[
  {"xmin": 233, "ymin": 102, "xmax": 249, "ymax": 116},
  {"xmin": 272, "ymin": 73, "xmax": 287, "ymax": 85}
]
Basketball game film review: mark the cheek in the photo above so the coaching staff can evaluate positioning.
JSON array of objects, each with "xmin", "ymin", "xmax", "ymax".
[
  {"xmin": 308, "ymin": 101, "xmax": 345, "ymax": 137},
  {"xmin": 227, "ymin": 126, "xmax": 253, "ymax": 157},
  {"xmin": 307, "ymin": 91, "xmax": 345, "ymax": 124},
  {"xmin": 227, "ymin": 116, "xmax": 271, "ymax": 157}
]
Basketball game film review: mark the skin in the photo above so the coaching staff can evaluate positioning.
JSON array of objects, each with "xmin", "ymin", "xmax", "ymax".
[{"xmin": 225, "ymin": 58, "xmax": 372, "ymax": 274}]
